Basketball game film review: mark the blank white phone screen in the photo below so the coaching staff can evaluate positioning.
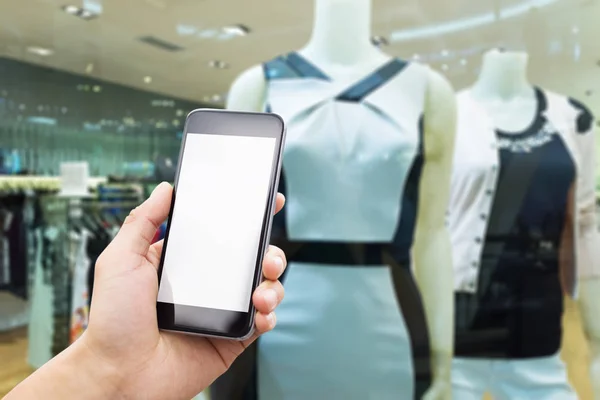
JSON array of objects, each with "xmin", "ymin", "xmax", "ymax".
[{"xmin": 157, "ymin": 133, "xmax": 276, "ymax": 313}]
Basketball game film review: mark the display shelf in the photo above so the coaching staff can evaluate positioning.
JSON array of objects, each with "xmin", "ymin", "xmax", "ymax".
[{"xmin": 0, "ymin": 176, "xmax": 107, "ymax": 192}]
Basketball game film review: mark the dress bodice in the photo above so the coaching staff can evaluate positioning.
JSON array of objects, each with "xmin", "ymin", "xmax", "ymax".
[{"xmin": 264, "ymin": 53, "xmax": 429, "ymax": 247}]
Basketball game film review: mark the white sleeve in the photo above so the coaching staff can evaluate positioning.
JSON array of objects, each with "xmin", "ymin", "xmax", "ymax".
[{"xmin": 569, "ymin": 97, "xmax": 600, "ymax": 279}]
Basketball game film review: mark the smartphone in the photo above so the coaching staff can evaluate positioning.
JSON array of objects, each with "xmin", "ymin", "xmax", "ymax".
[{"xmin": 156, "ymin": 109, "xmax": 286, "ymax": 340}]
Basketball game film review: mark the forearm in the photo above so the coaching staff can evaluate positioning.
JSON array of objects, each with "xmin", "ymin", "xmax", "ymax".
[
  {"xmin": 5, "ymin": 338, "xmax": 122, "ymax": 400},
  {"xmin": 413, "ymin": 227, "xmax": 454, "ymax": 378}
]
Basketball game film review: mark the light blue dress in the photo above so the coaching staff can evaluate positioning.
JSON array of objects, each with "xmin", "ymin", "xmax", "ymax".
[{"xmin": 211, "ymin": 52, "xmax": 433, "ymax": 400}]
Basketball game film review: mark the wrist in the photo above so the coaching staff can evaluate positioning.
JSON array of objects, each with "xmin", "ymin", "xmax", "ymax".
[{"xmin": 69, "ymin": 335, "xmax": 124, "ymax": 398}]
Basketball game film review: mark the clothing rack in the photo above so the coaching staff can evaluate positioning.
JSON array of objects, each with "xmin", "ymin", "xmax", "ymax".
[
  {"xmin": 22, "ymin": 183, "xmax": 144, "ymax": 369},
  {"xmin": 0, "ymin": 176, "xmax": 107, "ymax": 193}
]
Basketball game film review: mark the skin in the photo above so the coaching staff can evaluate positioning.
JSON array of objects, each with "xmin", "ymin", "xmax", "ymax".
[{"xmin": 6, "ymin": 182, "xmax": 288, "ymax": 400}]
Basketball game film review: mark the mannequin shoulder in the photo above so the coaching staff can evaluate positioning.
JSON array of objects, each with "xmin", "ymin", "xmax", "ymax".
[
  {"xmin": 227, "ymin": 64, "xmax": 267, "ymax": 111},
  {"xmin": 422, "ymin": 67, "xmax": 457, "ymax": 145}
]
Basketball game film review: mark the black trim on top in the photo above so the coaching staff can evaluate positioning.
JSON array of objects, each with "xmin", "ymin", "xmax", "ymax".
[
  {"xmin": 390, "ymin": 115, "xmax": 425, "ymax": 268},
  {"xmin": 336, "ymin": 59, "xmax": 408, "ymax": 103},
  {"xmin": 568, "ymin": 97, "xmax": 594, "ymax": 134},
  {"xmin": 496, "ymin": 87, "xmax": 547, "ymax": 138}
]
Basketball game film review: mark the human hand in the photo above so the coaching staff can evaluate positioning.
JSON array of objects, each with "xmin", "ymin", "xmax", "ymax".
[{"xmin": 78, "ymin": 182, "xmax": 287, "ymax": 400}]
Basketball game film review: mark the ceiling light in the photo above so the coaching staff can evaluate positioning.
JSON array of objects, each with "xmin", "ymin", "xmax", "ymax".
[
  {"xmin": 27, "ymin": 46, "xmax": 54, "ymax": 56},
  {"xmin": 79, "ymin": 9, "xmax": 99, "ymax": 20},
  {"xmin": 222, "ymin": 24, "xmax": 250, "ymax": 37},
  {"xmin": 85, "ymin": 63, "xmax": 94, "ymax": 74},
  {"xmin": 572, "ymin": 26, "xmax": 579, "ymax": 35},
  {"xmin": 441, "ymin": 49, "xmax": 450, "ymax": 56},
  {"xmin": 389, "ymin": 0, "xmax": 558, "ymax": 42},
  {"xmin": 412, "ymin": 54, "xmax": 421, "ymax": 60},
  {"xmin": 208, "ymin": 60, "xmax": 229, "ymax": 69},
  {"xmin": 371, "ymin": 36, "xmax": 389, "ymax": 47},
  {"xmin": 460, "ymin": 58, "xmax": 468, "ymax": 66},
  {"xmin": 441, "ymin": 64, "xmax": 449, "ymax": 71},
  {"xmin": 61, "ymin": 4, "xmax": 100, "ymax": 20},
  {"xmin": 144, "ymin": 76, "xmax": 152, "ymax": 84},
  {"xmin": 212, "ymin": 94, "xmax": 223, "ymax": 102},
  {"xmin": 92, "ymin": 85, "xmax": 102, "ymax": 93},
  {"xmin": 63, "ymin": 4, "xmax": 80, "ymax": 14}
]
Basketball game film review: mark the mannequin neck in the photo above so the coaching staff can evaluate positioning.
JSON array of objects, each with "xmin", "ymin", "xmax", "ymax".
[
  {"xmin": 301, "ymin": 0, "xmax": 381, "ymax": 66},
  {"xmin": 471, "ymin": 49, "xmax": 532, "ymax": 101}
]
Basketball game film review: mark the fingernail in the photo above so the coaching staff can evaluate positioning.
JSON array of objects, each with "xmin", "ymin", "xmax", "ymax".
[
  {"xmin": 264, "ymin": 289, "xmax": 278, "ymax": 310},
  {"xmin": 150, "ymin": 182, "xmax": 168, "ymax": 198},
  {"xmin": 274, "ymin": 257, "xmax": 284, "ymax": 271},
  {"xmin": 266, "ymin": 312, "xmax": 277, "ymax": 328}
]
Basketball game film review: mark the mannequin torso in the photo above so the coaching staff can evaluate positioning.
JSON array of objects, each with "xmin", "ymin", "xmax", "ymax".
[
  {"xmin": 218, "ymin": 1, "xmax": 456, "ymax": 399},
  {"xmin": 448, "ymin": 48, "xmax": 600, "ymax": 400}
]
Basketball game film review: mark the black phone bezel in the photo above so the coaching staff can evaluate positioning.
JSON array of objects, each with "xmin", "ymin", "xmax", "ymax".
[{"xmin": 156, "ymin": 108, "xmax": 286, "ymax": 339}]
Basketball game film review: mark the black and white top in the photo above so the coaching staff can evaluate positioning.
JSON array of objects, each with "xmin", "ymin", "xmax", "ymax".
[{"xmin": 448, "ymin": 87, "xmax": 599, "ymax": 358}]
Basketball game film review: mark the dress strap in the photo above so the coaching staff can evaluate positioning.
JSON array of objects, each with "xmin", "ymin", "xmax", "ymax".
[{"xmin": 335, "ymin": 59, "xmax": 408, "ymax": 103}]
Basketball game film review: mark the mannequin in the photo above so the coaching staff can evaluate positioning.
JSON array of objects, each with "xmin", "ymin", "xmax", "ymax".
[
  {"xmin": 448, "ymin": 48, "xmax": 600, "ymax": 399},
  {"xmin": 211, "ymin": 1, "xmax": 456, "ymax": 399}
]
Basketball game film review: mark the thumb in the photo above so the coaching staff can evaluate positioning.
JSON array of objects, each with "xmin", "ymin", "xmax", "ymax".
[{"xmin": 111, "ymin": 182, "xmax": 172, "ymax": 258}]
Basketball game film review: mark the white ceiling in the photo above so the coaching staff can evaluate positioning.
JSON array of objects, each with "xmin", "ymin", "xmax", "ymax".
[{"xmin": 0, "ymin": 0, "xmax": 599, "ymax": 111}]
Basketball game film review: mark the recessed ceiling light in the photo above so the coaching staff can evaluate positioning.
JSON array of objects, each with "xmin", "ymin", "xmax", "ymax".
[
  {"xmin": 27, "ymin": 46, "xmax": 54, "ymax": 56},
  {"xmin": 79, "ymin": 9, "xmax": 99, "ymax": 20},
  {"xmin": 212, "ymin": 94, "xmax": 223, "ymax": 102},
  {"xmin": 371, "ymin": 36, "xmax": 389, "ymax": 47},
  {"xmin": 441, "ymin": 64, "xmax": 449, "ymax": 71},
  {"xmin": 441, "ymin": 49, "xmax": 450, "ymax": 56},
  {"xmin": 208, "ymin": 60, "xmax": 230, "ymax": 69},
  {"xmin": 460, "ymin": 58, "xmax": 468, "ymax": 66},
  {"xmin": 144, "ymin": 76, "xmax": 152, "ymax": 84},
  {"xmin": 63, "ymin": 4, "xmax": 80, "ymax": 14},
  {"xmin": 92, "ymin": 85, "xmax": 102, "ymax": 93},
  {"xmin": 572, "ymin": 26, "xmax": 580, "ymax": 35},
  {"xmin": 411, "ymin": 54, "xmax": 421, "ymax": 61},
  {"xmin": 222, "ymin": 24, "xmax": 250, "ymax": 37},
  {"xmin": 61, "ymin": 4, "xmax": 100, "ymax": 20},
  {"xmin": 85, "ymin": 63, "xmax": 94, "ymax": 74}
]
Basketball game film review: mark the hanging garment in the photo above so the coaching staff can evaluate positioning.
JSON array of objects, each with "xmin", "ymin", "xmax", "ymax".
[
  {"xmin": 212, "ymin": 53, "xmax": 434, "ymax": 400},
  {"xmin": 0, "ymin": 195, "xmax": 30, "ymax": 298},
  {"xmin": 28, "ymin": 228, "xmax": 55, "ymax": 369},
  {"xmin": 0, "ymin": 208, "xmax": 13, "ymax": 286},
  {"xmin": 69, "ymin": 230, "xmax": 91, "ymax": 343},
  {"xmin": 447, "ymin": 87, "xmax": 596, "ymax": 398}
]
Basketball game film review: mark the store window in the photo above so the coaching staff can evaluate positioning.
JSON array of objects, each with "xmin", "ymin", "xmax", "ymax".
[{"xmin": 1, "ymin": 1, "xmax": 598, "ymax": 399}]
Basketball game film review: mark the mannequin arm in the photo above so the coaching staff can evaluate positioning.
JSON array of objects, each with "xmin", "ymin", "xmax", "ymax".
[
  {"xmin": 573, "ymin": 121, "xmax": 600, "ymax": 398},
  {"xmin": 412, "ymin": 69, "xmax": 456, "ymax": 391},
  {"xmin": 226, "ymin": 65, "xmax": 267, "ymax": 112},
  {"xmin": 578, "ymin": 279, "xmax": 600, "ymax": 399}
]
